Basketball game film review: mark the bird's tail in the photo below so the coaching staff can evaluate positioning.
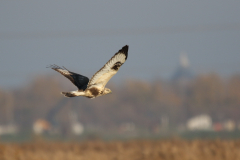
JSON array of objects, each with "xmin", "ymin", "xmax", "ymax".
[{"xmin": 61, "ymin": 91, "xmax": 78, "ymax": 98}]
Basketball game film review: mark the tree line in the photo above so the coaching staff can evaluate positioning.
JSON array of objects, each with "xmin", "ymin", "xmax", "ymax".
[{"xmin": 0, "ymin": 73, "xmax": 239, "ymax": 132}]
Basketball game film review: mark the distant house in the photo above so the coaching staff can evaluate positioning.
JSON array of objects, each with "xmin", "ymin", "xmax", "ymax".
[
  {"xmin": 187, "ymin": 114, "xmax": 212, "ymax": 131},
  {"xmin": 33, "ymin": 119, "xmax": 51, "ymax": 134},
  {"xmin": 223, "ymin": 120, "xmax": 236, "ymax": 131},
  {"xmin": 0, "ymin": 124, "xmax": 18, "ymax": 135}
]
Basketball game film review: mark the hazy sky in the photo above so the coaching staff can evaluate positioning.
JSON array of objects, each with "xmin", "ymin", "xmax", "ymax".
[{"xmin": 0, "ymin": 1, "xmax": 240, "ymax": 88}]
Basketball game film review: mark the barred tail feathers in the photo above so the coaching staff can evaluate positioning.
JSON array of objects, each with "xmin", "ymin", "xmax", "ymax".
[
  {"xmin": 61, "ymin": 90, "xmax": 85, "ymax": 97},
  {"xmin": 61, "ymin": 90, "xmax": 84, "ymax": 97},
  {"xmin": 61, "ymin": 92, "xmax": 76, "ymax": 97}
]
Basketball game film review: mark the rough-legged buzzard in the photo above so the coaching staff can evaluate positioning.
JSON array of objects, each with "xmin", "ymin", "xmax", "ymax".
[{"xmin": 48, "ymin": 45, "xmax": 129, "ymax": 98}]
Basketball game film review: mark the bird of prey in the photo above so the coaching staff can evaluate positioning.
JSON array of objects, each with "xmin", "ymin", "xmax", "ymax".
[{"xmin": 48, "ymin": 45, "xmax": 129, "ymax": 99}]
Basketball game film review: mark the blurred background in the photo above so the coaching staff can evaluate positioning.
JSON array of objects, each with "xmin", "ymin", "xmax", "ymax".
[{"xmin": 0, "ymin": 1, "xmax": 240, "ymax": 142}]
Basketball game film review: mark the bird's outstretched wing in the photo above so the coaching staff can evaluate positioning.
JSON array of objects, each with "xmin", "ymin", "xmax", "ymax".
[
  {"xmin": 88, "ymin": 45, "xmax": 128, "ymax": 89},
  {"xmin": 47, "ymin": 64, "xmax": 89, "ymax": 90}
]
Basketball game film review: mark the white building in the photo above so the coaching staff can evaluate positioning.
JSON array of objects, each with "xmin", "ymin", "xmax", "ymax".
[
  {"xmin": 187, "ymin": 114, "xmax": 212, "ymax": 131},
  {"xmin": 0, "ymin": 124, "xmax": 18, "ymax": 135}
]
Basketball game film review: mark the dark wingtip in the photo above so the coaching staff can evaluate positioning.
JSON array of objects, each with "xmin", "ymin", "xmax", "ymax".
[
  {"xmin": 46, "ymin": 64, "xmax": 54, "ymax": 68},
  {"xmin": 46, "ymin": 64, "xmax": 59, "ymax": 69},
  {"xmin": 120, "ymin": 45, "xmax": 128, "ymax": 53},
  {"xmin": 118, "ymin": 45, "xmax": 128, "ymax": 60}
]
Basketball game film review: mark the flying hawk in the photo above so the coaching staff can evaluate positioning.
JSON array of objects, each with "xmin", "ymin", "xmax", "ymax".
[{"xmin": 48, "ymin": 45, "xmax": 129, "ymax": 99}]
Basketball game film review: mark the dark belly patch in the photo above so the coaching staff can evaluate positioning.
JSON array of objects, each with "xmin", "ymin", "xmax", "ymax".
[
  {"xmin": 89, "ymin": 87, "xmax": 100, "ymax": 97},
  {"xmin": 111, "ymin": 61, "xmax": 122, "ymax": 71}
]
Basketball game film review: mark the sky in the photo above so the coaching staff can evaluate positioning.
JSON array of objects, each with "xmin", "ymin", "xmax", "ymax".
[{"xmin": 0, "ymin": 1, "xmax": 240, "ymax": 88}]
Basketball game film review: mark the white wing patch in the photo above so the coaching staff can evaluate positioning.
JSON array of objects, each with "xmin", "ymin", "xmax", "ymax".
[{"xmin": 88, "ymin": 46, "xmax": 128, "ymax": 89}]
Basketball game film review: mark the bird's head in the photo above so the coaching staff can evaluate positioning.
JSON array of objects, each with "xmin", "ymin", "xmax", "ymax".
[{"xmin": 103, "ymin": 88, "xmax": 112, "ymax": 95}]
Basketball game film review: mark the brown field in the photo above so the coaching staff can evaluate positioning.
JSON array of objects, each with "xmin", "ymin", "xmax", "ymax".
[{"xmin": 0, "ymin": 139, "xmax": 240, "ymax": 160}]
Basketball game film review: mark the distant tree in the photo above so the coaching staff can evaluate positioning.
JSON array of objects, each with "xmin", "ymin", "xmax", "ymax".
[
  {"xmin": 1, "ymin": 73, "xmax": 240, "ymax": 133},
  {"xmin": 186, "ymin": 73, "xmax": 225, "ymax": 117},
  {"xmin": 227, "ymin": 74, "xmax": 240, "ymax": 106}
]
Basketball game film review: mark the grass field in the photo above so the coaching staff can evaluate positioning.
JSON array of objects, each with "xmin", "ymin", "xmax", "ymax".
[{"xmin": 0, "ymin": 139, "xmax": 240, "ymax": 160}]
